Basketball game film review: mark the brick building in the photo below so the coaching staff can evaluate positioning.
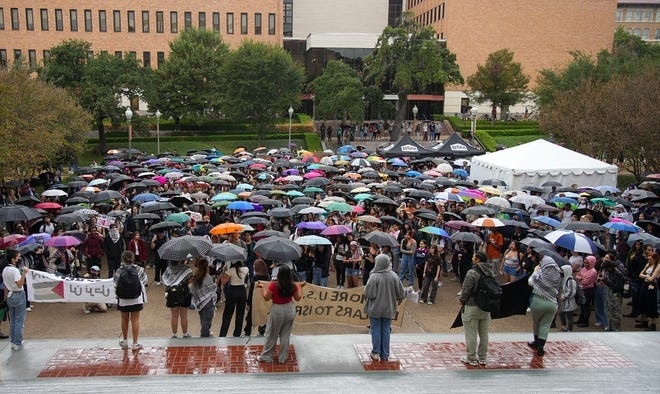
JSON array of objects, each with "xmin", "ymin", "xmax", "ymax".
[
  {"xmin": 616, "ymin": 0, "xmax": 660, "ymax": 40},
  {"xmin": 0, "ymin": 0, "xmax": 282, "ymax": 69}
]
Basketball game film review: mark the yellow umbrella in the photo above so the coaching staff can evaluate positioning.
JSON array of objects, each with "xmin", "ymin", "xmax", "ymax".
[
  {"xmin": 233, "ymin": 147, "xmax": 246, "ymax": 154},
  {"xmin": 479, "ymin": 186, "xmax": 502, "ymax": 196}
]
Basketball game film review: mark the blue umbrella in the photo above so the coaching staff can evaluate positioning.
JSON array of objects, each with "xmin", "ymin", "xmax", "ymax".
[
  {"xmin": 19, "ymin": 232, "xmax": 51, "ymax": 246},
  {"xmin": 132, "ymin": 193, "xmax": 161, "ymax": 203},
  {"xmin": 533, "ymin": 216, "xmax": 560, "ymax": 228},
  {"xmin": 602, "ymin": 221, "xmax": 639, "ymax": 233},
  {"xmin": 236, "ymin": 183, "xmax": 254, "ymax": 191},
  {"xmin": 453, "ymin": 169, "xmax": 469, "ymax": 178},
  {"xmin": 337, "ymin": 145, "xmax": 356, "ymax": 154},
  {"xmin": 544, "ymin": 230, "xmax": 600, "ymax": 254},
  {"xmin": 406, "ymin": 170, "xmax": 423, "ymax": 178},
  {"xmin": 551, "ymin": 196, "xmax": 578, "ymax": 205},
  {"xmin": 257, "ymin": 173, "xmax": 274, "ymax": 181},
  {"xmin": 227, "ymin": 201, "xmax": 255, "ymax": 211},
  {"xmin": 419, "ymin": 226, "xmax": 450, "ymax": 238},
  {"xmin": 389, "ymin": 158, "xmax": 407, "ymax": 167}
]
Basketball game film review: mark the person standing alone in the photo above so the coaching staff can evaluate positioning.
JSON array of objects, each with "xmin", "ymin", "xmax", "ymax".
[
  {"xmin": 2, "ymin": 249, "xmax": 28, "ymax": 351},
  {"xmin": 364, "ymin": 254, "xmax": 405, "ymax": 362},
  {"xmin": 458, "ymin": 252, "xmax": 493, "ymax": 366}
]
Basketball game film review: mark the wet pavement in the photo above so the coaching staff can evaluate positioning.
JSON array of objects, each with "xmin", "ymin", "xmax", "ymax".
[{"xmin": 2, "ymin": 331, "xmax": 659, "ymax": 392}]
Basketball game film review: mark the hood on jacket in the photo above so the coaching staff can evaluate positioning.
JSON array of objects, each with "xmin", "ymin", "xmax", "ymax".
[
  {"xmin": 372, "ymin": 253, "xmax": 392, "ymax": 273},
  {"xmin": 561, "ymin": 264, "xmax": 573, "ymax": 288},
  {"xmin": 474, "ymin": 261, "xmax": 494, "ymax": 277}
]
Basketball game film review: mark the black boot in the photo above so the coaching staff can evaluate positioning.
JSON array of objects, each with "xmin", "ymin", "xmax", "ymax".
[
  {"xmin": 527, "ymin": 335, "xmax": 538, "ymax": 349},
  {"xmin": 536, "ymin": 339, "xmax": 546, "ymax": 357}
]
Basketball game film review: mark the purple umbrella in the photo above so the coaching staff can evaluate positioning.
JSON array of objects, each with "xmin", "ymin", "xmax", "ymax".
[
  {"xmin": 320, "ymin": 225, "xmax": 353, "ymax": 236},
  {"xmin": 283, "ymin": 169, "xmax": 299, "ymax": 176},
  {"xmin": 296, "ymin": 221, "xmax": 327, "ymax": 230},
  {"xmin": 44, "ymin": 235, "xmax": 82, "ymax": 248}
]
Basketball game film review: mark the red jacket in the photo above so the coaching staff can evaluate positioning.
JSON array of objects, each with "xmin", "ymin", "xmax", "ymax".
[{"xmin": 127, "ymin": 239, "xmax": 148, "ymax": 264}]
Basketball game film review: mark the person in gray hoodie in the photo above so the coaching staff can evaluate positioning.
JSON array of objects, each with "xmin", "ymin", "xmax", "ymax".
[
  {"xmin": 364, "ymin": 253, "xmax": 405, "ymax": 362},
  {"xmin": 458, "ymin": 251, "xmax": 494, "ymax": 366}
]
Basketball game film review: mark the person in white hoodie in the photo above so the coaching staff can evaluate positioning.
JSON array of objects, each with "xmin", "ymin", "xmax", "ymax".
[{"xmin": 364, "ymin": 254, "xmax": 405, "ymax": 362}]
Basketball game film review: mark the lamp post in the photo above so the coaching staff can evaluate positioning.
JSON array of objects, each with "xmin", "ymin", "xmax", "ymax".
[
  {"xmin": 155, "ymin": 109, "xmax": 161, "ymax": 155},
  {"xmin": 470, "ymin": 105, "xmax": 479, "ymax": 143},
  {"xmin": 125, "ymin": 107, "xmax": 133, "ymax": 160},
  {"xmin": 412, "ymin": 104, "xmax": 418, "ymax": 136},
  {"xmin": 287, "ymin": 106, "xmax": 294, "ymax": 149}
]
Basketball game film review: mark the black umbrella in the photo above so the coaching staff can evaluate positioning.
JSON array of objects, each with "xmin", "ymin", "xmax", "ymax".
[
  {"xmin": 131, "ymin": 213, "xmax": 161, "ymax": 221},
  {"xmin": 207, "ymin": 242, "xmax": 248, "ymax": 262},
  {"xmin": 373, "ymin": 197, "xmax": 398, "ymax": 206},
  {"xmin": 89, "ymin": 190, "xmax": 123, "ymax": 203},
  {"xmin": 240, "ymin": 211, "xmax": 270, "ymax": 219},
  {"xmin": 241, "ymin": 216, "xmax": 269, "ymax": 226},
  {"xmin": 556, "ymin": 221, "xmax": 604, "ymax": 232},
  {"xmin": 157, "ymin": 235, "xmax": 212, "ymax": 260},
  {"xmin": 361, "ymin": 231, "xmax": 398, "ymax": 247},
  {"xmin": 269, "ymin": 207, "xmax": 292, "ymax": 218},
  {"xmin": 408, "ymin": 190, "xmax": 434, "ymax": 199},
  {"xmin": 450, "ymin": 232, "xmax": 483, "ymax": 243},
  {"xmin": 462, "ymin": 205, "xmax": 498, "ymax": 216},
  {"xmin": 149, "ymin": 221, "xmax": 182, "ymax": 231},
  {"xmin": 60, "ymin": 205, "xmax": 86, "ymax": 214},
  {"xmin": 254, "ymin": 237, "xmax": 301, "ymax": 261},
  {"xmin": 304, "ymin": 178, "xmax": 331, "ymax": 187},
  {"xmin": 522, "ymin": 185, "xmax": 544, "ymax": 193},
  {"xmin": 141, "ymin": 201, "xmax": 177, "ymax": 213},
  {"xmin": 66, "ymin": 196, "xmax": 90, "ymax": 205},
  {"xmin": 0, "ymin": 205, "xmax": 42, "ymax": 222},
  {"xmin": 481, "ymin": 179, "xmax": 507, "ymax": 187},
  {"xmin": 416, "ymin": 212, "xmax": 438, "ymax": 221},
  {"xmin": 16, "ymin": 195, "xmax": 41, "ymax": 205},
  {"xmin": 292, "ymin": 197, "xmax": 314, "ymax": 205},
  {"xmin": 54, "ymin": 212, "xmax": 85, "ymax": 225},
  {"xmin": 170, "ymin": 196, "xmax": 194, "ymax": 208},
  {"xmin": 253, "ymin": 230, "xmax": 287, "ymax": 240},
  {"xmin": 379, "ymin": 216, "xmax": 403, "ymax": 226}
]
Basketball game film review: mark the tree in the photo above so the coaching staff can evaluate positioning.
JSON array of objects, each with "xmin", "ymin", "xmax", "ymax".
[
  {"xmin": 0, "ymin": 69, "xmax": 91, "ymax": 179},
  {"xmin": 536, "ymin": 30, "xmax": 660, "ymax": 180},
  {"xmin": 466, "ymin": 49, "xmax": 530, "ymax": 124},
  {"xmin": 310, "ymin": 61, "xmax": 365, "ymax": 125},
  {"xmin": 220, "ymin": 41, "xmax": 304, "ymax": 142},
  {"xmin": 155, "ymin": 29, "xmax": 230, "ymax": 129},
  {"xmin": 364, "ymin": 14, "xmax": 463, "ymax": 140},
  {"xmin": 39, "ymin": 39, "xmax": 91, "ymax": 95},
  {"xmin": 80, "ymin": 53, "xmax": 156, "ymax": 153}
]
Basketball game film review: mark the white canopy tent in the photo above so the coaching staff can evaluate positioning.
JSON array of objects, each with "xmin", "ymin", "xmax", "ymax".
[{"xmin": 469, "ymin": 139, "xmax": 618, "ymax": 190}]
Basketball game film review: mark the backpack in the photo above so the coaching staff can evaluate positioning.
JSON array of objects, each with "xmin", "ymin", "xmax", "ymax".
[
  {"xmin": 571, "ymin": 278, "xmax": 586, "ymax": 305},
  {"xmin": 474, "ymin": 267, "xmax": 502, "ymax": 314},
  {"xmin": 116, "ymin": 266, "xmax": 142, "ymax": 299}
]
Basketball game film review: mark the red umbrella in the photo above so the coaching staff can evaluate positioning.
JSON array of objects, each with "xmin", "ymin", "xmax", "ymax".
[
  {"xmin": 35, "ymin": 202, "xmax": 63, "ymax": 210},
  {"xmin": 0, "ymin": 234, "xmax": 27, "ymax": 249},
  {"xmin": 44, "ymin": 235, "xmax": 82, "ymax": 248}
]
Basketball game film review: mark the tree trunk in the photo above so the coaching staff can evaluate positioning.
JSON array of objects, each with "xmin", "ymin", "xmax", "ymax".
[
  {"xmin": 97, "ymin": 117, "xmax": 106, "ymax": 154},
  {"xmin": 390, "ymin": 94, "xmax": 408, "ymax": 141},
  {"xmin": 491, "ymin": 105, "xmax": 497, "ymax": 126}
]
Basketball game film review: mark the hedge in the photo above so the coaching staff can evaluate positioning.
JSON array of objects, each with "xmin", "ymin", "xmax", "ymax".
[
  {"xmin": 475, "ymin": 130, "xmax": 498, "ymax": 152},
  {"xmin": 88, "ymin": 132, "xmax": 310, "ymax": 144},
  {"xmin": 303, "ymin": 132, "xmax": 322, "ymax": 152},
  {"xmin": 487, "ymin": 129, "xmax": 544, "ymax": 137}
]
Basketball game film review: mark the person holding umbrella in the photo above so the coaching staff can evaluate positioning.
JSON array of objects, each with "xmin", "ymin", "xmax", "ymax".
[{"xmin": 256, "ymin": 265, "xmax": 305, "ymax": 364}]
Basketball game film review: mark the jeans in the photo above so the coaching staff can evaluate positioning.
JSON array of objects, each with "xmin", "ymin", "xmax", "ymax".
[
  {"xmin": 313, "ymin": 267, "xmax": 328, "ymax": 287},
  {"xmin": 399, "ymin": 254, "xmax": 415, "ymax": 287},
  {"xmin": 297, "ymin": 271, "xmax": 307, "ymax": 283},
  {"xmin": 594, "ymin": 285, "xmax": 608, "ymax": 326},
  {"xmin": 7, "ymin": 291, "xmax": 27, "ymax": 347},
  {"xmin": 462, "ymin": 304, "xmax": 490, "ymax": 362},
  {"xmin": 370, "ymin": 317, "xmax": 393, "ymax": 360},
  {"xmin": 198, "ymin": 301, "xmax": 215, "ymax": 337}
]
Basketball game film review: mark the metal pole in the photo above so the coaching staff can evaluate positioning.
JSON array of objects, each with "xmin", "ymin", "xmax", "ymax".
[
  {"xmin": 287, "ymin": 106, "xmax": 293, "ymax": 149},
  {"xmin": 128, "ymin": 122, "xmax": 133, "ymax": 160},
  {"xmin": 156, "ymin": 110, "xmax": 161, "ymax": 155}
]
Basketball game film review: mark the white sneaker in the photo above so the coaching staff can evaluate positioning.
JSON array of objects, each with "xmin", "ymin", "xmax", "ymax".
[
  {"xmin": 427, "ymin": 301, "xmax": 433, "ymax": 305},
  {"xmin": 460, "ymin": 356, "xmax": 477, "ymax": 366},
  {"xmin": 370, "ymin": 352, "xmax": 381, "ymax": 361},
  {"xmin": 155, "ymin": 281, "xmax": 161, "ymax": 286},
  {"xmin": 119, "ymin": 340, "xmax": 129, "ymax": 349},
  {"xmin": 456, "ymin": 291, "xmax": 462, "ymax": 296},
  {"xmin": 132, "ymin": 343, "xmax": 143, "ymax": 351}
]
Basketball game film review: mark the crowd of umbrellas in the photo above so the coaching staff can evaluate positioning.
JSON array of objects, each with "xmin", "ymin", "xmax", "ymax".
[{"xmin": 0, "ymin": 144, "xmax": 659, "ymax": 269}]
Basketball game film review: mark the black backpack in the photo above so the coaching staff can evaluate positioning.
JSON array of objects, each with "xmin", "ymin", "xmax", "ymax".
[
  {"xmin": 116, "ymin": 266, "xmax": 142, "ymax": 299},
  {"xmin": 474, "ymin": 266, "xmax": 502, "ymax": 314}
]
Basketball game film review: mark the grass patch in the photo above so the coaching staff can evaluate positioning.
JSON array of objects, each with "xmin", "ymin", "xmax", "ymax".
[{"xmin": 494, "ymin": 135, "xmax": 545, "ymax": 148}]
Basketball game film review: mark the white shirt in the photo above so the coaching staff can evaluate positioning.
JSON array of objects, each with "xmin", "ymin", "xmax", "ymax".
[{"xmin": 2, "ymin": 265, "xmax": 22, "ymax": 292}]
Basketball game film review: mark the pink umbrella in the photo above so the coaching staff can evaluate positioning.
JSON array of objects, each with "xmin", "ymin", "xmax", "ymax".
[
  {"xmin": 458, "ymin": 189, "xmax": 485, "ymax": 200},
  {"xmin": 249, "ymin": 163, "xmax": 266, "ymax": 170},
  {"xmin": 352, "ymin": 205, "xmax": 365, "ymax": 214},
  {"xmin": 44, "ymin": 235, "xmax": 82, "ymax": 248},
  {"xmin": 303, "ymin": 171, "xmax": 323, "ymax": 179},
  {"xmin": 35, "ymin": 202, "xmax": 63, "ymax": 210},
  {"xmin": 153, "ymin": 176, "xmax": 168, "ymax": 185},
  {"xmin": 320, "ymin": 225, "xmax": 353, "ymax": 236}
]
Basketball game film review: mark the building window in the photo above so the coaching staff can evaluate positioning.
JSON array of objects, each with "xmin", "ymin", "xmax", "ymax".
[
  {"xmin": 55, "ymin": 9, "xmax": 63, "ymax": 31},
  {"xmin": 142, "ymin": 11, "xmax": 149, "ymax": 33},
  {"xmin": 199, "ymin": 12, "xmax": 206, "ymax": 29},
  {"xmin": 128, "ymin": 51, "xmax": 136, "ymax": 60},
  {"xmin": 28, "ymin": 50, "xmax": 37, "ymax": 69},
  {"xmin": 115, "ymin": 51, "xmax": 122, "ymax": 59},
  {"xmin": 84, "ymin": 10, "xmax": 92, "ymax": 32},
  {"xmin": 156, "ymin": 11, "xmax": 164, "ymax": 33},
  {"xmin": 641, "ymin": 28, "xmax": 650, "ymax": 39},
  {"xmin": 0, "ymin": 49, "xmax": 7, "ymax": 68},
  {"xmin": 656, "ymin": 28, "xmax": 660, "ymax": 39},
  {"xmin": 268, "ymin": 13, "xmax": 275, "ymax": 35},
  {"xmin": 626, "ymin": 9, "xmax": 653, "ymax": 22},
  {"xmin": 43, "ymin": 50, "xmax": 50, "ymax": 64},
  {"xmin": 14, "ymin": 49, "xmax": 22, "ymax": 63},
  {"xmin": 113, "ymin": 10, "xmax": 121, "ymax": 32},
  {"xmin": 40, "ymin": 9, "xmax": 48, "ymax": 31},
  {"xmin": 212, "ymin": 12, "xmax": 220, "ymax": 32},
  {"xmin": 227, "ymin": 13, "xmax": 234, "ymax": 34},
  {"xmin": 11, "ymin": 8, "xmax": 19, "ymax": 30},
  {"xmin": 70, "ymin": 9, "xmax": 78, "ymax": 32},
  {"xmin": 240, "ymin": 13, "xmax": 248, "ymax": 35},
  {"xmin": 254, "ymin": 13, "xmax": 262, "ymax": 35},
  {"xmin": 143, "ymin": 51, "xmax": 151, "ymax": 68},
  {"xmin": 170, "ymin": 11, "xmax": 178, "ymax": 33},
  {"xmin": 0, "ymin": 9, "xmax": 4, "ymax": 30},
  {"xmin": 184, "ymin": 12, "xmax": 192, "ymax": 30},
  {"xmin": 99, "ymin": 10, "xmax": 107, "ymax": 32},
  {"xmin": 616, "ymin": 9, "xmax": 623, "ymax": 22},
  {"xmin": 157, "ymin": 51, "xmax": 165, "ymax": 68},
  {"xmin": 26, "ymin": 9, "xmax": 34, "ymax": 31},
  {"xmin": 284, "ymin": 0, "xmax": 292, "ymax": 37},
  {"xmin": 127, "ymin": 11, "xmax": 135, "ymax": 32}
]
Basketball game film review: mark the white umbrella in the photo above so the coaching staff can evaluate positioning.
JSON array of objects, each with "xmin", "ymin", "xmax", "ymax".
[
  {"xmin": 543, "ymin": 230, "xmax": 599, "ymax": 254},
  {"xmin": 42, "ymin": 189, "xmax": 68, "ymax": 197},
  {"xmin": 88, "ymin": 179, "xmax": 109, "ymax": 187},
  {"xmin": 299, "ymin": 206, "xmax": 326, "ymax": 215},
  {"xmin": 350, "ymin": 158, "xmax": 371, "ymax": 167},
  {"xmin": 435, "ymin": 163, "xmax": 453, "ymax": 173},
  {"xmin": 320, "ymin": 157, "xmax": 334, "ymax": 165},
  {"xmin": 484, "ymin": 196, "xmax": 511, "ymax": 209},
  {"xmin": 284, "ymin": 175, "xmax": 303, "ymax": 182},
  {"xmin": 294, "ymin": 235, "xmax": 332, "ymax": 246}
]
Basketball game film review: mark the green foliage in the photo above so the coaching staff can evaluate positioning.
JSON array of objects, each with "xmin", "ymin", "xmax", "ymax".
[
  {"xmin": 475, "ymin": 130, "xmax": 497, "ymax": 152},
  {"xmin": 220, "ymin": 41, "xmax": 304, "ymax": 142},
  {"xmin": 364, "ymin": 13, "xmax": 463, "ymax": 140},
  {"xmin": 155, "ymin": 29, "xmax": 229, "ymax": 121},
  {"xmin": 39, "ymin": 39, "xmax": 91, "ymax": 93},
  {"xmin": 303, "ymin": 132, "xmax": 322, "ymax": 152},
  {"xmin": 486, "ymin": 129, "xmax": 543, "ymax": 136},
  {"xmin": 310, "ymin": 61, "xmax": 366, "ymax": 124},
  {"xmin": 493, "ymin": 135, "xmax": 545, "ymax": 148},
  {"xmin": 0, "ymin": 68, "xmax": 91, "ymax": 179}
]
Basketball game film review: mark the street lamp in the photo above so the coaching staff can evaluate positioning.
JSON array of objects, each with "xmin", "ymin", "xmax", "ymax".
[
  {"xmin": 155, "ymin": 109, "xmax": 161, "ymax": 155},
  {"xmin": 412, "ymin": 105, "xmax": 418, "ymax": 136},
  {"xmin": 125, "ymin": 107, "xmax": 133, "ymax": 160},
  {"xmin": 287, "ymin": 106, "xmax": 294, "ymax": 149},
  {"xmin": 470, "ymin": 105, "xmax": 479, "ymax": 143}
]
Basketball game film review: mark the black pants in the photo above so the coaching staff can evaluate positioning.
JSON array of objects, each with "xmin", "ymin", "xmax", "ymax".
[
  {"xmin": 578, "ymin": 287, "xmax": 596, "ymax": 325},
  {"xmin": 334, "ymin": 260, "xmax": 345, "ymax": 287},
  {"xmin": 220, "ymin": 285, "xmax": 247, "ymax": 337},
  {"xmin": 154, "ymin": 258, "xmax": 167, "ymax": 283}
]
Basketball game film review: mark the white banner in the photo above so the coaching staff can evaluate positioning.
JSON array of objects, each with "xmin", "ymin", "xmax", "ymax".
[{"xmin": 26, "ymin": 270, "xmax": 117, "ymax": 304}]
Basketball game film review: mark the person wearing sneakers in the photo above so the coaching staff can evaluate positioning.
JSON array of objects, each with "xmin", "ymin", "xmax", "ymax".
[
  {"xmin": 2, "ymin": 249, "xmax": 28, "ymax": 351},
  {"xmin": 458, "ymin": 252, "xmax": 493, "ymax": 366},
  {"xmin": 364, "ymin": 253, "xmax": 405, "ymax": 362},
  {"xmin": 113, "ymin": 251, "xmax": 147, "ymax": 351}
]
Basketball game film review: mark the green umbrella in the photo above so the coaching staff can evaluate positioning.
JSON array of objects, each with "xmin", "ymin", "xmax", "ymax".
[
  {"xmin": 303, "ymin": 187, "xmax": 324, "ymax": 194},
  {"xmin": 286, "ymin": 190, "xmax": 305, "ymax": 197},
  {"xmin": 353, "ymin": 193, "xmax": 373, "ymax": 201},
  {"xmin": 325, "ymin": 202, "xmax": 353, "ymax": 213},
  {"xmin": 165, "ymin": 212, "xmax": 191, "ymax": 224},
  {"xmin": 590, "ymin": 197, "xmax": 616, "ymax": 207}
]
